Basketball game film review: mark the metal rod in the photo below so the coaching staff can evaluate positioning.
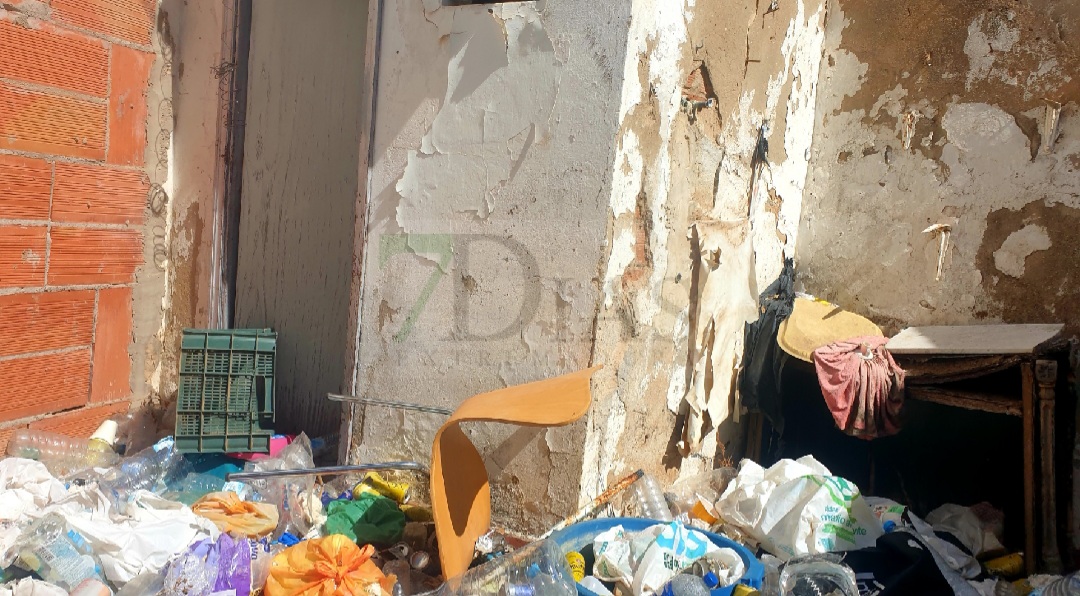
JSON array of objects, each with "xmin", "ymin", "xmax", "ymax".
[
  {"xmin": 327, "ymin": 394, "xmax": 453, "ymax": 416},
  {"xmin": 538, "ymin": 469, "xmax": 645, "ymax": 540},
  {"xmin": 226, "ymin": 461, "xmax": 430, "ymax": 481}
]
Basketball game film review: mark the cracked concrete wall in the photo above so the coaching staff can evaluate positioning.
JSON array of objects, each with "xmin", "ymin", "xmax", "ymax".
[
  {"xmin": 346, "ymin": 0, "xmax": 631, "ymax": 536},
  {"xmin": 799, "ymin": 0, "xmax": 1080, "ymax": 334}
]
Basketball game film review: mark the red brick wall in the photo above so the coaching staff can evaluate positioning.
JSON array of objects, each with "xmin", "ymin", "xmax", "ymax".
[{"xmin": 0, "ymin": 0, "xmax": 156, "ymax": 451}]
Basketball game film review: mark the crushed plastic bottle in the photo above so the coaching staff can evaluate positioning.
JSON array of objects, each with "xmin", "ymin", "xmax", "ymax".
[
  {"xmin": 14, "ymin": 513, "xmax": 103, "ymax": 592},
  {"xmin": 1033, "ymin": 572, "xmax": 1080, "ymax": 595},
  {"xmin": 5, "ymin": 428, "xmax": 120, "ymax": 477},
  {"xmin": 439, "ymin": 539, "xmax": 575, "ymax": 596},
  {"xmin": 631, "ymin": 474, "xmax": 673, "ymax": 521},
  {"xmin": 97, "ymin": 436, "xmax": 185, "ymax": 508}
]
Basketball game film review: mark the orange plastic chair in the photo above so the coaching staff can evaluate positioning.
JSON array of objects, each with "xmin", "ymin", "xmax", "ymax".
[{"xmin": 431, "ymin": 366, "xmax": 600, "ymax": 579}]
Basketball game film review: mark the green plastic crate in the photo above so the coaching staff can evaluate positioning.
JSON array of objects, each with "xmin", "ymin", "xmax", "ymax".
[{"xmin": 175, "ymin": 328, "xmax": 276, "ymax": 453}]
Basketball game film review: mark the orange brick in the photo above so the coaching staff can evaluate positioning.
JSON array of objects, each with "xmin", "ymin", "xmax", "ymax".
[
  {"xmin": 0, "ymin": 82, "xmax": 106, "ymax": 160},
  {"xmin": 47, "ymin": 227, "xmax": 142, "ymax": 285},
  {"xmin": 90, "ymin": 287, "xmax": 131, "ymax": 402},
  {"xmin": 0, "ymin": 225, "xmax": 46, "ymax": 287},
  {"xmin": 51, "ymin": 0, "xmax": 155, "ymax": 46},
  {"xmin": 0, "ymin": 155, "xmax": 51, "ymax": 220},
  {"xmin": 53, "ymin": 163, "xmax": 147, "ymax": 224},
  {"xmin": 30, "ymin": 400, "xmax": 128, "ymax": 438},
  {"xmin": 107, "ymin": 45, "xmax": 152, "ymax": 166},
  {"xmin": 0, "ymin": 14, "xmax": 109, "ymax": 97},
  {"xmin": 0, "ymin": 290, "xmax": 94, "ymax": 357},
  {"xmin": 0, "ymin": 350, "xmax": 90, "ymax": 420}
]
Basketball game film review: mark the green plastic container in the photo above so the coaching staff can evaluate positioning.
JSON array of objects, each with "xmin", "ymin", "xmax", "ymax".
[{"xmin": 175, "ymin": 328, "xmax": 276, "ymax": 453}]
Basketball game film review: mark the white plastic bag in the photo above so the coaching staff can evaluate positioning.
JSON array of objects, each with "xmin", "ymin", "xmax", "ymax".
[
  {"xmin": 717, "ymin": 456, "xmax": 882, "ymax": 560},
  {"xmin": 633, "ymin": 521, "xmax": 720, "ymax": 595}
]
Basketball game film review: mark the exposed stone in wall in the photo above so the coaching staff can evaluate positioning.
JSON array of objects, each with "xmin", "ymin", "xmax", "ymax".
[{"xmin": 799, "ymin": 0, "xmax": 1080, "ymax": 334}]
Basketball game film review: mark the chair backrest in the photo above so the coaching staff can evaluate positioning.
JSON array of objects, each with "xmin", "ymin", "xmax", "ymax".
[{"xmin": 430, "ymin": 366, "xmax": 600, "ymax": 578}]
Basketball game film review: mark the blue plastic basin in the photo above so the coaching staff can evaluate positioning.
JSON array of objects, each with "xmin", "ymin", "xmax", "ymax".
[{"xmin": 549, "ymin": 517, "xmax": 764, "ymax": 596}]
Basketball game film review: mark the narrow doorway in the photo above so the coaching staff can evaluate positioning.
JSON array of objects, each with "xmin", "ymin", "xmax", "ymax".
[{"xmin": 232, "ymin": 0, "xmax": 370, "ymax": 437}]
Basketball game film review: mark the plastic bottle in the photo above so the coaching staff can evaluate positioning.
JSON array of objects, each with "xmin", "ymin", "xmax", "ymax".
[
  {"xmin": 631, "ymin": 474, "xmax": 673, "ymax": 521},
  {"xmin": 167, "ymin": 472, "xmax": 225, "ymax": 505},
  {"xmin": 525, "ymin": 558, "xmax": 576, "ymax": 596},
  {"xmin": 15, "ymin": 513, "xmax": 103, "ymax": 591},
  {"xmin": 1034, "ymin": 572, "xmax": 1080, "ymax": 595},
  {"xmin": 660, "ymin": 574, "xmax": 712, "ymax": 596},
  {"xmin": 779, "ymin": 557, "xmax": 859, "ymax": 596},
  {"xmin": 99, "ymin": 436, "xmax": 184, "ymax": 506},
  {"xmin": 6, "ymin": 428, "xmax": 120, "ymax": 476}
]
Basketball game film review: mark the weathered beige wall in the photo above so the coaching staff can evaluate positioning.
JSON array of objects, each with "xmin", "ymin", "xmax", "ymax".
[
  {"xmin": 235, "ymin": 0, "xmax": 368, "ymax": 436},
  {"xmin": 346, "ymin": 0, "xmax": 631, "ymax": 536},
  {"xmin": 799, "ymin": 0, "xmax": 1080, "ymax": 334},
  {"xmin": 347, "ymin": 0, "xmax": 832, "ymax": 536}
]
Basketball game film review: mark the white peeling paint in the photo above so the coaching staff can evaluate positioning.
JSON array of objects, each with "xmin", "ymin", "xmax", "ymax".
[
  {"xmin": 602, "ymin": 228, "xmax": 638, "ymax": 308},
  {"xmin": 964, "ymin": 14, "xmax": 1020, "ymax": 90},
  {"xmin": 994, "ymin": 224, "xmax": 1052, "ymax": 278},
  {"xmin": 611, "ymin": 131, "xmax": 643, "ymax": 217}
]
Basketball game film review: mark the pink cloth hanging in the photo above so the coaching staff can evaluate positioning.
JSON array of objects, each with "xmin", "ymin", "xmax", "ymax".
[{"xmin": 812, "ymin": 335, "xmax": 905, "ymax": 439}]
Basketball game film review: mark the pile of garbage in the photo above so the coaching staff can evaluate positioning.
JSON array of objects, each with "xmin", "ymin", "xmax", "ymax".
[
  {"xmin": 0, "ymin": 420, "xmax": 438, "ymax": 596},
  {"xmin": 0, "ymin": 416, "xmax": 1075, "ymax": 596}
]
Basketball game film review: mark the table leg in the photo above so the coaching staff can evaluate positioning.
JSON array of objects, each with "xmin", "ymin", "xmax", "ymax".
[
  {"xmin": 1037, "ymin": 359, "xmax": 1063, "ymax": 573},
  {"xmin": 1023, "ymin": 362, "xmax": 1036, "ymax": 575}
]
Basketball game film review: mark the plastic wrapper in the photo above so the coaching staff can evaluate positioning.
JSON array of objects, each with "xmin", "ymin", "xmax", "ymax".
[
  {"xmin": 265, "ymin": 534, "xmax": 396, "ymax": 596},
  {"xmin": 193, "ymin": 491, "xmax": 280, "ymax": 537}
]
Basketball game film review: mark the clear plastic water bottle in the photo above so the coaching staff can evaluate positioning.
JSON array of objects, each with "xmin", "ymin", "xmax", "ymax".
[
  {"xmin": 631, "ymin": 474, "xmax": 673, "ymax": 521},
  {"xmin": 15, "ymin": 513, "xmax": 103, "ymax": 591},
  {"xmin": 526, "ymin": 558, "xmax": 576, "ymax": 596},
  {"xmin": 1034, "ymin": 572, "xmax": 1080, "ymax": 595},
  {"xmin": 660, "ymin": 574, "xmax": 711, "ymax": 596},
  {"xmin": 99, "ymin": 436, "xmax": 184, "ymax": 507},
  {"xmin": 6, "ymin": 428, "xmax": 120, "ymax": 476}
]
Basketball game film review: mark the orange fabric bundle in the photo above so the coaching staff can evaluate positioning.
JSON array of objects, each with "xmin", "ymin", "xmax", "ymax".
[
  {"xmin": 192, "ymin": 491, "xmax": 280, "ymax": 537},
  {"xmin": 265, "ymin": 535, "xmax": 396, "ymax": 596}
]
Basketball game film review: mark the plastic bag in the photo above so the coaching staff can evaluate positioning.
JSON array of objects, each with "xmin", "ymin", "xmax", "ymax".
[
  {"xmin": 193, "ymin": 491, "xmax": 280, "ymax": 537},
  {"xmin": 717, "ymin": 456, "xmax": 882, "ymax": 560},
  {"xmin": 324, "ymin": 492, "xmax": 405, "ymax": 545},
  {"xmin": 244, "ymin": 434, "xmax": 319, "ymax": 538},
  {"xmin": 925, "ymin": 503, "xmax": 1005, "ymax": 558},
  {"xmin": 264, "ymin": 534, "xmax": 396, "ymax": 596},
  {"xmin": 164, "ymin": 533, "xmax": 252, "ymax": 596},
  {"xmin": 632, "ymin": 521, "xmax": 721, "ymax": 594}
]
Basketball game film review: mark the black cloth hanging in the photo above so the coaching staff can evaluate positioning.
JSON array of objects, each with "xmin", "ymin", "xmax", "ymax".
[{"xmin": 739, "ymin": 258, "xmax": 796, "ymax": 434}]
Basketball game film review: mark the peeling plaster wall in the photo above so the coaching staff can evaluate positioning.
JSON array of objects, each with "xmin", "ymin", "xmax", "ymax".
[
  {"xmin": 799, "ymin": 0, "xmax": 1080, "ymax": 333},
  {"xmin": 349, "ymin": 0, "xmax": 832, "ymax": 534},
  {"xmin": 347, "ymin": 0, "xmax": 631, "ymax": 536},
  {"xmin": 581, "ymin": 0, "xmax": 828, "ymax": 497}
]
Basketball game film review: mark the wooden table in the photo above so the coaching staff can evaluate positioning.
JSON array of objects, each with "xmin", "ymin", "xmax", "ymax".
[{"xmin": 887, "ymin": 324, "xmax": 1066, "ymax": 574}]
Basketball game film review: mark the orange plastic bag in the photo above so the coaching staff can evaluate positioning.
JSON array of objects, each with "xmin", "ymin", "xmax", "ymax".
[
  {"xmin": 192, "ymin": 491, "xmax": 280, "ymax": 537},
  {"xmin": 264, "ymin": 535, "xmax": 396, "ymax": 596}
]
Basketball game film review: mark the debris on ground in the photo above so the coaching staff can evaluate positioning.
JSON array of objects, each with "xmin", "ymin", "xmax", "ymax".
[{"xmin": 0, "ymin": 365, "xmax": 1069, "ymax": 596}]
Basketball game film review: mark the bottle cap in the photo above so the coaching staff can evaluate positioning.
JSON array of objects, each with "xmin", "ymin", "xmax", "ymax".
[
  {"xmin": 883, "ymin": 520, "xmax": 896, "ymax": 532},
  {"xmin": 90, "ymin": 420, "xmax": 119, "ymax": 448},
  {"xmin": 703, "ymin": 571, "xmax": 720, "ymax": 588}
]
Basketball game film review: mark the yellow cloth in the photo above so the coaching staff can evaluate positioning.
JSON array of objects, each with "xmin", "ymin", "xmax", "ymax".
[
  {"xmin": 192, "ymin": 491, "xmax": 280, "ymax": 537},
  {"xmin": 264, "ymin": 535, "xmax": 396, "ymax": 596}
]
